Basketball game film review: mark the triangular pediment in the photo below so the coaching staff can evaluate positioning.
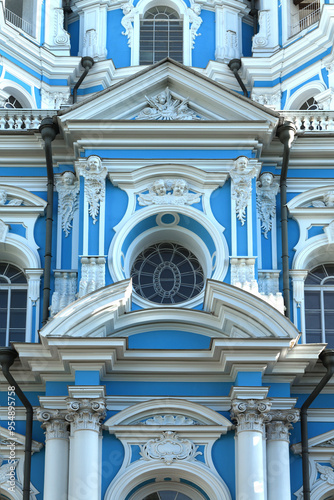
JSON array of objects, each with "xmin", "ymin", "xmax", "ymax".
[{"xmin": 58, "ymin": 58, "xmax": 279, "ymax": 125}]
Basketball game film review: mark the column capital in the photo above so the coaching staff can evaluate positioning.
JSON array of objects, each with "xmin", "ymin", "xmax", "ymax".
[
  {"xmin": 66, "ymin": 397, "xmax": 106, "ymax": 432},
  {"xmin": 266, "ymin": 409, "xmax": 299, "ymax": 441},
  {"xmin": 231, "ymin": 398, "xmax": 272, "ymax": 434},
  {"xmin": 36, "ymin": 409, "xmax": 70, "ymax": 440}
]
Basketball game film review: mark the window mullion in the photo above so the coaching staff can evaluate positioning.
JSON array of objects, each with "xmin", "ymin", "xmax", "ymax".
[
  {"xmin": 6, "ymin": 288, "xmax": 11, "ymax": 346},
  {"xmin": 321, "ymin": 289, "xmax": 325, "ymax": 342}
]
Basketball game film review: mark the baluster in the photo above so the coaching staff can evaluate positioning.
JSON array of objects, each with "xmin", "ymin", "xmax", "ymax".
[
  {"xmin": 24, "ymin": 116, "xmax": 32, "ymax": 130},
  {"xmin": 7, "ymin": 116, "xmax": 15, "ymax": 129},
  {"xmin": 0, "ymin": 116, "xmax": 6, "ymax": 129},
  {"xmin": 15, "ymin": 116, "xmax": 23, "ymax": 129},
  {"xmin": 32, "ymin": 116, "xmax": 40, "ymax": 128}
]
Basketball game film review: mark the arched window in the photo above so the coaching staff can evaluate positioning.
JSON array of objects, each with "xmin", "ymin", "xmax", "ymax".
[
  {"xmin": 304, "ymin": 264, "xmax": 334, "ymax": 347},
  {"xmin": 299, "ymin": 97, "xmax": 320, "ymax": 111},
  {"xmin": 0, "ymin": 263, "xmax": 27, "ymax": 346},
  {"xmin": 143, "ymin": 493, "xmax": 192, "ymax": 500},
  {"xmin": 140, "ymin": 6, "xmax": 183, "ymax": 65}
]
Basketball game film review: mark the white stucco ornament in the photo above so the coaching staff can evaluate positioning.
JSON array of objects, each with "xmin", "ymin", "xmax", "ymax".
[
  {"xmin": 316, "ymin": 462, "xmax": 334, "ymax": 485},
  {"xmin": 256, "ymin": 172, "xmax": 279, "ymax": 238},
  {"xmin": 138, "ymin": 178, "xmax": 201, "ymax": 206},
  {"xmin": 0, "ymin": 458, "xmax": 18, "ymax": 484},
  {"xmin": 311, "ymin": 190, "xmax": 334, "ymax": 207},
  {"xmin": 0, "ymin": 189, "xmax": 23, "ymax": 206},
  {"xmin": 230, "ymin": 156, "xmax": 256, "ymax": 225},
  {"xmin": 79, "ymin": 156, "xmax": 107, "ymax": 223},
  {"xmin": 0, "ymin": 219, "xmax": 9, "ymax": 242},
  {"xmin": 143, "ymin": 415, "xmax": 197, "ymax": 425},
  {"xmin": 56, "ymin": 172, "xmax": 79, "ymax": 237},
  {"xmin": 135, "ymin": 87, "xmax": 203, "ymax": 121},
  {"xmin": 140, "ymin": 431, "xmax": 201, "ymax": 465}
]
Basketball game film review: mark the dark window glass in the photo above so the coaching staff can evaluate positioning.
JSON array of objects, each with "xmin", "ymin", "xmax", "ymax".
[{"xmin": 0, "ymin": 264, "xmax": 27, "ymax": 346}]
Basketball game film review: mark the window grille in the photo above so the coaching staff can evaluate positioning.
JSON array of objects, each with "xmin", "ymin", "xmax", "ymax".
[
  {"xmin": 0, "ymin": 263, "xmax": 27, "ymax": 346},
  {"xmin": 140, "ymin": 6, "xmax": 183, "ymax": 65},
  {"xmin": 143, "ymin": 491, "xmax": 192, "ymax": 500},
  {"xmin": 131, "ymin": 242, "xmax": 204, "ymax": 304},
  {"xmin": 290, "ymin": 0, "xmax": 321, "ymax": 37},
  {"xmin": 304, "ymin": 264, "xmax": 334, "ymax": 347}
]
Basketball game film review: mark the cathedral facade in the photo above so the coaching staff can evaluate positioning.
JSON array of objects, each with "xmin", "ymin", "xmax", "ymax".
[{"xmin": 1, "ymin": 0, "xmax": 334, "ymax": 499}]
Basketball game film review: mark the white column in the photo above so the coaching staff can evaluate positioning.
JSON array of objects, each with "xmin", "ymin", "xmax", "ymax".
[
  {"xmin": 266, "ymin": 411, "xmax": 299, "ymax": 500},
  {"xmin": 231, "ymin": 399, "xmax": 272, "ymax": 500},
  {"xmin": 37, "ymin": 410, "xmax": 70, "ymax": 500},
  {"xmin": 290, "ymin": 270, "xmax": 308, "ymax": 340},
  {"xmin": 67, "ymin": 395, "xmax": 106, "ymax": 500}
]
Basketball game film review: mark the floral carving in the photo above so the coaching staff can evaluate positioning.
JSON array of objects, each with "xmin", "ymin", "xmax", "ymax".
[
  {"xmin": 230, "ymin": 157, "xmax": 256, "ymax": 225},
  {"xmin": 66, "ymin": 398, "xmax": 106, "ymax": 432},
  {"xmin": 140, "ymin": 431, "xmax": 201, "ymax": 465},
  {"xmin": 36, "ymin": 409, "xmax": 70, "ymax": 440},
  {"xmin": 143, "ymin": 415, "xmax": 197, "ymax": 426},
  {"xmin": 135, "ymin": 87, "xmax": 203, "ymax": 121},
  {"xmin": 138, "ymin": 178, "xmax": 201, "ymax": 206},
  {"xmin": 231, "ymin": 399, "xmax": 272, "ymax": 434},
  {"xmin": 56, "ymin": 171, "xmax": 79, "ymax": 237},
  {"xmin": 79, "ymin": 156, "xmax": 107, "ymax": 223},
  {"xmin": 121, "ymin": 2, "xmax": 135, "ymax": 47},
  {"xmin": 317, "ymin": 463, "xmax": 334, "ymax": 485},
  {"xmin": 256, "ymin": 172, "xmax": 279, "ymax": 238}
]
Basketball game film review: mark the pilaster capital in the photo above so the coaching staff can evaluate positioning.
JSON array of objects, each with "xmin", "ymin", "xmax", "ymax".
[
  {"xmin": 66, "ymin": 397, "xmax": 106, "ymax": 432},
  {"xmin": 231, "ymin": 398, "xmax": 272, "ymax": 434},
  {"xmin": 36, "ymin": 409, "xmax": 70, "ymax": 440},
  {"xmin": 266, "ymin": 410, "xmax": 299, "ymax": 442}
]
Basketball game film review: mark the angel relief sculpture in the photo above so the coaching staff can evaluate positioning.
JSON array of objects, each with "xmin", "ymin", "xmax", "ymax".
[
  {"xmin": 230, "ymin": 156, "xmax": 256, "ymax": 225},
  {"xmin": 56, "ymin": 171, "xmax": 79, "ymax": 237},
  {"xmin": 135, "ymin": 87, "xmax": 203, "ymax": 121},
  {"xmin": 256, "ymin": 172, "xmax": 279, "ymax": 238},
  {"xmin": 311, "ymin": 191, "xmax": 334, "ymax": 207},
  {"xmin": 138, "ymin": 178, "xmax": 201, "ymax": 206}
]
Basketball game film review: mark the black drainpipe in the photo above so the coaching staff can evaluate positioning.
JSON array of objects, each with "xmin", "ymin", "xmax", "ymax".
[
  {"xmin": 249, "ymin": 0, "xmax": 258, "ymax": 37},
  {"xmin": 73, "ymin": 57, "xmax": 94, "ymax": 104},
  {"xmin": 39, "ymin": 118, "xmax": 58, "ymax": 326},
  {"xmin": 0, "ymin": 347, "xmax": 33, "ymax": 500},
  {"xmin": 228, "ymin": 59, "xmax": 248, "ymax": 97},
  {"xmin": 301, "ymin": 349, "xmax": 334, "ymax": 500},
  {"xmin": 277, "ymin": 121, "xmax": 296, "ymax": 319}
]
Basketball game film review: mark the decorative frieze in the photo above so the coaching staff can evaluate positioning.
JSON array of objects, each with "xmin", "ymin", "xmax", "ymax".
[
  {"xmin": 78, "ymin": 257, "xmax": 105, "ymax": 298},
  {"xmin": 140, "ymin": 431, "xmax": 201, "ymax": 465},
  {"xmin": 135, "ymin": 88, "xmax": 203, "ymax": 121},
  {"xmin": 256, "ymin": 172, "xmax": 279, "ymax": 238},
  {"xmin": 230, "ymin": 257, "xmax": 257, "ymax": 289},
  {"xmin": 50, "ymin": 271, "xmax": 78, "ymax": 316},
  {"xmin": 78, "ymin": 156, "xmax": 107, "ymax": 224},
  {"xmin": 311, "ymin": 191, "xmax": 334, "ymax": 207},
  {"xmin": 56, "ymin": 172, "xmax": 79, "ymax": 236},
  {"xmin": 252, "ymin": 91, "xmax": 281, "ymax": 110},
  {"xmin": 231, "ymin": 399, "xmax": 272, "ymax": 434},
  {"xmin": 143, "ymin": 415, "xmax": 197, "ymax": 426},
  {"xmin": 41, "ymin": 89, "xmax": 71, "ymax": 110},
  {"xmin": 66, "ymin": 398, "xmax": 106, "ymax": 432},
  {"xmin": 316, "ymin": 462, "xmax": 334, "ymax": 485},
  {"xmin": 138, "ymin": 178, "xmax": 201, "ymax": 206},
  {"xmin": 230, "ymin": 156, "xmax": 256, "ymax": 225},
  {"xmin": 36, "ymin": 409, "xmax": 69, "ymax": 441}
]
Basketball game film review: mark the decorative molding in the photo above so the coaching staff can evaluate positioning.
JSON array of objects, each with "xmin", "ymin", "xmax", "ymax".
[
  {"xmin": 121, "ymin": 2, "xmax": 135, "ymax": 48},
  {"xmin": 135, "ymin": 88, "xmax": 203, "ymax": 121},
  {"xmin": 258, "ymin": 270, "xmax": 280, "ymax": 295},
  {"xmin": 252, "ymin": 91, "xmax": 281, "ymax": 110},
  {"xmin": 256, "ymin": 172, "xmax": 279, "ymax": 238},
  {"xmin": 139, "ymin": 431, "xmax": 201, "ymax": 465},
  {"xmin": 143, "ymin": 415, "xmax": 197, "ymax": 426},
  {"xmin": 0, "ymin": 219, "xmax": 9, "ymax": 242},
  {"xmin": 231, "ymin": 399, "xmax": 272, "ymax": 434},
  {"xmin": 316, "ymin": 462, "xmax": 334, "ymax": 485},
  {"xmin": 230, "ymin": 257, "xmax": 257, "ymax": 289},
  {"xmin": 53, "ymin": 8, "xmax": 70, "ymax": 46},
  {"xmin": 56, "ymin": 172, "xmax": 79, "ymax": 236},
  {"xmin": 138, "ymin": 178, "xmax": 201, "ymax": 206},
  {"xmin": 311, "ymin": 191, "xmax": 334, "ymax": 207},
  {"xmin": 36, "ymin": 409, "xmax": 69, "ymax": 441},
  {"xmin": 41, "ymin": 89, "xmax": 71, "ymax": 110},
  {"xmin": 266, "ymin": 410, "xmax": 299, "ymax": 442},
  {"xmin": 82, "ymin": 29, "xmax": 99, "ymax": 59},
  {"xmin": 0, "ymin": 457, "xmax": 18, "ymax": 484},
  {"xmin": 0, "ymin": 188, "xmax": 23, "ymax": 206},
  {"xmin": 230, "ymin": 156, "xmax": 256, "ymax": 225},
  {"xmin": 66, "ymin": 398, "xmax": 106, "ymax": 432},
  {"xmin": 252, "ymin": 10, "xmax": 270, "ymax": 49},
  {"xmin": 188, "ymin": 4, "xmax": 202, "ymax": 48},
  {"xmin": 78, "ymin": 156, "xmax": 107, "ymax": 223},
  {"xmin": 78, "ymin": 257, "xmax": 106, "ymax": 298},
  {"xmin": 290, "ymin": 270, "xmax": 308, "ymax": 307},
  {"xmin": 50, "ymin": 271, "xmax": 78, "ymax": 317}
]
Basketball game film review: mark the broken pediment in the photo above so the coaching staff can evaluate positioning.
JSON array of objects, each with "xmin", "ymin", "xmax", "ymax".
[{"xmin": 57, "ymin": 58, "xmax": 280, "ymax": 126}]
